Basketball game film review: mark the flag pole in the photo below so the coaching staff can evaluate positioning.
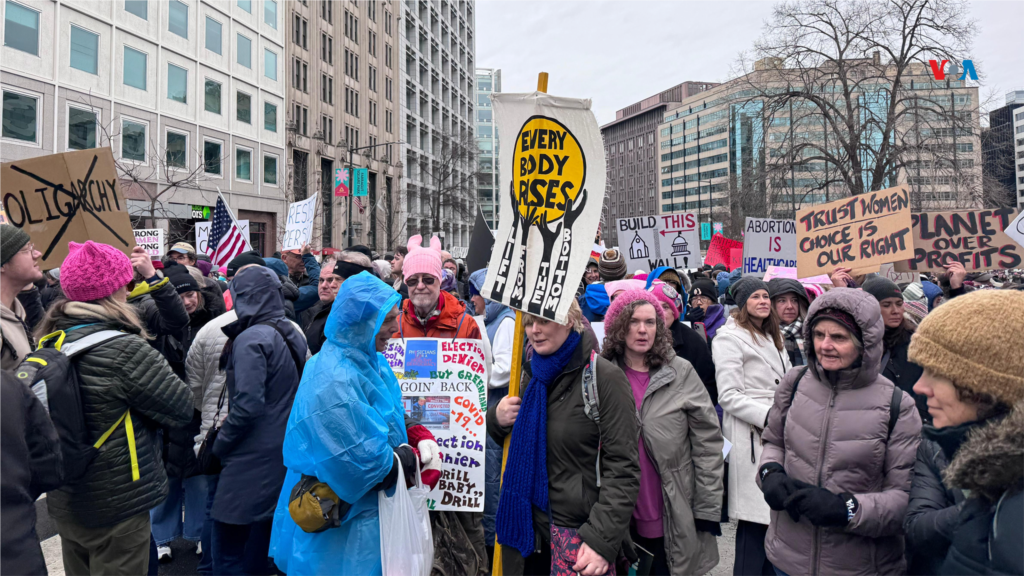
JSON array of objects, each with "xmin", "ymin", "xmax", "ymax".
[
  {"xmin": 492, "ymin": 71, "xmax": 548, "ymax": 576},
  {"xmin": 215, "ymin": 186, "xmax": 252, "ymax": 253}
]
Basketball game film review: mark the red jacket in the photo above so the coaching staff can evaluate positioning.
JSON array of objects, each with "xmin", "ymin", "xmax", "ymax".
[{"xmin": 394, "ymin": 290, "xmax": 482, "ymax": 340}]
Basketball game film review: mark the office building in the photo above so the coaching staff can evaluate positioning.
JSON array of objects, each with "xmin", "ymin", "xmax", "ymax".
[
  {"xmin": 1011, "ymin": 90, "xmax": 1024, "ymax": 208},
  {"xmin": 600, "ymin": 81, "xmax": 718, "ymax": 248},
  {"xmin": 399, "ymin": 0, "xmax": 476, "ymax": 257},
  {"xmin": 285, "ymin": 0, "xmax": 402, "ymax": 252},
  {"xmin": 475, "ymin": 66, "xmax": 498, "ymax": 228},
  {"xmin": 2, "ymin": 0, "xmax": 286, "ymax": 255}
]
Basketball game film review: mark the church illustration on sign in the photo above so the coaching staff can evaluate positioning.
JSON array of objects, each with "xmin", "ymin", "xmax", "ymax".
[
  {"xmin": 629, "ymin": 232, "xmax": 649, "ymax": 260},
  {"xmin": 671, "ymin": 232, "xmax": 691, "ymax": 256}
]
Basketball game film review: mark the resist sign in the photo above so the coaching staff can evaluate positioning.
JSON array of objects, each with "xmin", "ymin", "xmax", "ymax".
[
  {"xmin": 796, "ymin": 186, "xmax": 913, "ymax": 278},
  {"xmin": 742, "ymin": 218, "xmax": 797, "ymax": 276},
  {"xmin": 894, "ymin": 208, "xmax": 1021, "ymax": 272},
  {"xmin": 385, "ymin": 338, "xmax": 486, "ymax": 512},
  {"xmin": 283, "ymin": 196, "xmax": 317, "ymax": 251}
]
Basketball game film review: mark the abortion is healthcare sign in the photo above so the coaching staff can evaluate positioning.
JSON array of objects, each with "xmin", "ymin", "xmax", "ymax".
[
  {"xmin": 384, "ymin": 338, "xmax": 486, "ymax": 512},
  {"xmin": 742, "ymin": 218, "xmax": 797, "ymax": 276}
]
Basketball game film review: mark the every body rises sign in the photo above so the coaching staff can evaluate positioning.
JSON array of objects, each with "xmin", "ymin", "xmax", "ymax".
[
  {"xmin": 795, "ymin": 186, "xmax": 913, "ymax": 278},
  {"xmin": 385, "ymin": 338, "xmax": 486, "ymax": 512}
]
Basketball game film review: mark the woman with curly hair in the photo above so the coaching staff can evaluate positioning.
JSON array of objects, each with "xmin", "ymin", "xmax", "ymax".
[{"xmin": 602, "ymin": 289, "xmax": 724, "ymax": 576}]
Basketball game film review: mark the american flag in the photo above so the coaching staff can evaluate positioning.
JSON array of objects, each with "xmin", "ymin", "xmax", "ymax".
[{"xmin": 208, "ymin": 195, "xmax": 251, "ymax": 266}]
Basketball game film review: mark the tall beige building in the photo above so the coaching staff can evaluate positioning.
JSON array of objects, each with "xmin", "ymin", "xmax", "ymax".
[{"xmin": 286, "ymin": 0, "xmax": 402, "ymax": 252}]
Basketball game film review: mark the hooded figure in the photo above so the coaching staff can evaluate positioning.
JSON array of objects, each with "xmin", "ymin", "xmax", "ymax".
[
  {"xmin": 269, "ymin": 273, "xmax": 407, "ymax": 576},
  {"xmin": 263, "ymin": 257, "xmax": 303, "ymax": 321}
]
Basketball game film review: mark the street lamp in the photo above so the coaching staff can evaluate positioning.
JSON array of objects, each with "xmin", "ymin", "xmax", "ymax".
[{"xmin": 340, "ymin": 139, "xmax": 404, "ymax": 248}]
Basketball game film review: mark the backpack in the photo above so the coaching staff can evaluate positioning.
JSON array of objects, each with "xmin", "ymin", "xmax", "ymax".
[
  {"xmin": 14, "ymin": 329, "xmax": 133, "ymax": 485},
  {"xmin": 789, "ymin": 365, "xmax": 903, "ymax": 438},
  {"xmin": 580, "ymin": 351, "xmax": 603, "ymax": 486}
]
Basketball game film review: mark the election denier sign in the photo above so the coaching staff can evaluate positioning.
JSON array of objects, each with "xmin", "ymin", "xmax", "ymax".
[
  {"xmin": 384, "ymin": 338, "xmax": 486, "ymax": 512},
  {"xmin": 741, "ymin": 218, "xmax": 797, "ymax": 277},
  {"xmin": 617, "ymin": 213, "xmax": 701, "ymax": 273},
  {"xmin": 481, "ymin": 92, "xmax": 607, "ymax": 324},
  {"xmin": 894, "ymin": 208, "xmax": 1022, "ymax": 273}
]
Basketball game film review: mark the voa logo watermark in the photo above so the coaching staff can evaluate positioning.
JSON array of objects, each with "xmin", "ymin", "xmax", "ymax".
[{"xmin": 928, "ymin": 59, "xmax": 978, "ymax": 81}]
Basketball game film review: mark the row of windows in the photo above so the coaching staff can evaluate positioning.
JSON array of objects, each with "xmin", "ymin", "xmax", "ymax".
[
  {"xmin": 661, "ymin": 197, "xmax": 729, "ymax": 212},
  {"xmin": 660, "ymin": 123, "xmax": 728, "ymax": 149},
  {"xmin": 660, "ymin": 183, "xmax": 729, "ymax": 199},
  {"xmin": 121, "ymin": 0, "xmax": 278, "ymax": 30},
  {"xmin": 659, "ymin": 153, "xmax": 729, "ymax": 172},
  {"xmin": 660, "ymin": 168, "xmax": 729, "ymax": 186},
  {"xmin": 660, "ymin": 138, "xmax": 729, "ymax": 164}
]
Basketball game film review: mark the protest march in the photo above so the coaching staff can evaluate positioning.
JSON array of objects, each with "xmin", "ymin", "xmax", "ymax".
[{"xmin": 3, "ymin": 6, "xmax": 1024, "ymax": 576}]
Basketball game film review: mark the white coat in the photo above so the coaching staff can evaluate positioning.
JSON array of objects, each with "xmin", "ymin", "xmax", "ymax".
[{"xmin": 712, "ymin": 316, "xmax": 792, "ymax": 525}]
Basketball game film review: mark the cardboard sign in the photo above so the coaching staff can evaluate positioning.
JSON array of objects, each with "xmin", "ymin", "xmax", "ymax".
[
  {"xmin": 762, "ymin": 266, "xmax": 833, "ymax": 285},
  {"xmin": 705, "ymin": 233, "xmax": 743, "ymax": 269},
  {"xmin": 353, "ymin": 168, "xmax": 369, "ymax": 197},
  {"xmin": 334, "ymin": 168, "xmax": 348, "ymax": 197},
  {"xmin": 481, "ymin": 92, "xmax": 607, "ymax": 324},
  {"xmin": 1004, "ymin": 210, "xmax": 1024, "ymax": 251},
  {"xmin": 1, "ymin": 148, "xmax": 136, "ymax": 268},
  {"xmin": 880, "ymin": 263, "xmax": 918, "ymax": 284},
  {"xmin": 385, "ymin": 338, "xmax": 486, "ymax": 512},
  {"xmin": 741, "ymin": 218, "xmax": 797, "ymax": 276},
  {"xmin": 282, "ymin": 196, "xmax": 317, "ymax": 251},
  {"xmin": 195, "ymin": 220, "xmax": 249, "ymax": 255},
  {"xmin": 617, "ymin": 213, "xmax": 702, "ymax": 273},
  {"xmin": 894, "ymin": 208, "xmax": 1022, "ymax": 272},
  {"xmin": 796, "ymin": 186, "xmax": 913, "ymax": 278},
  {"xmin": 133, "ymin": 228, "xmax": 164, "ymax": 257}
]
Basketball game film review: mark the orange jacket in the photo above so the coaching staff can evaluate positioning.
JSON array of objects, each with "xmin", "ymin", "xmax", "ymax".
[{"xmin": 394, "ymin": 290, "xmax": 482, "ymax": 340}]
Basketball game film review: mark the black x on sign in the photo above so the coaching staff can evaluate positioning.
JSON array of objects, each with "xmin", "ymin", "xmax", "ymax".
[{"xmin": 1, "ymin": 148, "xmax": 136, "ymax": 268}]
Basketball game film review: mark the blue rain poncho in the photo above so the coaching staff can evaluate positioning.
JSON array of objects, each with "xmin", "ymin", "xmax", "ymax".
[{"xmin": 268, "ymin": 272, "xmax": 406, "ymax": 576}]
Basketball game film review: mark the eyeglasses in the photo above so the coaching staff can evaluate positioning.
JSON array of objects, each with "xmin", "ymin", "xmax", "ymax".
[
  {"xmin": 18, "ymin": 242, "xmax": 35, "ymax": 254},
  {"xmin": 406, "ymin": 276, "xmax": 436, "ymax": 288}
]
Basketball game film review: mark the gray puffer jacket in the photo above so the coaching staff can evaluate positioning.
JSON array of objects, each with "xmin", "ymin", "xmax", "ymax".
[
  {"xmin": 46, "ymin": 304, "xmax": 194, "ymax": 529},
  {"xmin": 758, "ymin": 288, "xmax": 923, "ymax": 576}
]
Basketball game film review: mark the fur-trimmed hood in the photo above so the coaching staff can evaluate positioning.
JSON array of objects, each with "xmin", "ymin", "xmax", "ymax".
[{"xmin": 944, "ymin": 403, "xmax": 1024, "ymax": 502}]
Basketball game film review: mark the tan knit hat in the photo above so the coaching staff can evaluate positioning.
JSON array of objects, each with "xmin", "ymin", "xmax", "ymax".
[{"xmin": 908, "ymin": 290, "xmax": 1024, "ymax": 405}]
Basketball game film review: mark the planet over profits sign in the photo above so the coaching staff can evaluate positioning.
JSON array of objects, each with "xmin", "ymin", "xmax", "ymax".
[
  {"xmin": 894, "ymin": 208, "xmax": 1022, "ymax": 273},
  {"xmin": 795, "ymin": 186, "xmax": 914, "ymax": 278}
]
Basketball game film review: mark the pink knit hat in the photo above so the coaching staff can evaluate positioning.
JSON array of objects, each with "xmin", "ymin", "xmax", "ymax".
[
  {"xmin": 61, "ymin": 241, "xmax": 134, "ymax": 302},
  {"xmin": 402, "ymin": 234, "xmax": 443, "ymax": 282},
  {"xmin": 604, "ymin": 288, "xmax": 668, "ymax": 327},
  {"xmin": 647, "ymin": 281, "xmax": 681, "ymax": 322}
]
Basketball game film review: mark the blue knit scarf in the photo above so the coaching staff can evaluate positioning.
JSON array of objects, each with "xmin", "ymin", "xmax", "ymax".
[{"xmin": 495, "ymin": 330, "xmax": 582, "ymax": 557}]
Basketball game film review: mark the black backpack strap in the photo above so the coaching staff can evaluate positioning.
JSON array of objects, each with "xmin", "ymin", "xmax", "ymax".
[
  {"xmin": 788, "ymin": 366, "xmax": 811, "ymax": 405},
  {"xmin": 887, "ymin": 385, "xmax": 903, "ymax": 438},
  {"xmin": 264, "ymin": 321, "xmax": 305, "ymax": 380}
]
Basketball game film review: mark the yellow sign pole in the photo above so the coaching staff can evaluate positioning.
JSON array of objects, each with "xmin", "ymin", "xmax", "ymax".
[{"xmin": 492, "ymin": 72, "xmax": 548, "ymax": 576}]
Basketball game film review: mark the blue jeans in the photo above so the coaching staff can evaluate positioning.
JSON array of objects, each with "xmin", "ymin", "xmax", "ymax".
[
  {"xmin": 150, "ymin": 474, "xmax": 209, "ymax": 545},
  {"xmin": 197, "ymin": 474, "xmax": 219, "ymax": 575}
]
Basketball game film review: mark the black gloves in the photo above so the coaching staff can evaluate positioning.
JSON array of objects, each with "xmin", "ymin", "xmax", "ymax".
[
  {"xmin": 759, "ymin": 463, "xmax": 812, "ymax": 515},
  {"xmin": 784, "ymin": 487, "xmax": 858, "ymax": 527},
  {"xmin": 374, "ymin": 444, "xmax": 419, "ymax": 491},
  {"xmin": 693, "ymin": 519, "xmax": 722, "ymax": 536}
]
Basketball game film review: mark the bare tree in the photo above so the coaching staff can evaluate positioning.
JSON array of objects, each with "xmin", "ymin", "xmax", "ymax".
[
  {"xmin": 734, "ymin": 0, "xmax": 982, "ymax": 215},
  {"xmin": 413, "ymin": 129, "xmax": 480, "ymax": 241},
  {"xmin": 373, "ymin": 158, "xmax": 407, "ymax": 254}
]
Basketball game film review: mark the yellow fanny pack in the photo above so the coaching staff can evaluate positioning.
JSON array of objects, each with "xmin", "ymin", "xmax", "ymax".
[{"xmin": 288, "ymin": 475, "xmax": 351, "ymax": 533}]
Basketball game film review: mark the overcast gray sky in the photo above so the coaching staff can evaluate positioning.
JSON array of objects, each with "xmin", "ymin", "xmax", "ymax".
[{"xmin": 475, "ymin": 0, "xmax": 1024, "ymax": 125}]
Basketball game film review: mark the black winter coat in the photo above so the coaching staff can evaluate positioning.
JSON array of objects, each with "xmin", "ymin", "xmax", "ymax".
[
  {"xmin": 883, "ymin": 338, "xmax": 928, "ymax": 425},
  {"xmin": 129, "ymin": 278, "xmax": 190, "ymax": 380},
  {"xmin": 211, "ymin": 267, "xmax": 306, "ymax": 525},
  {"xmin": 40, "ymin": 283, "xmax": 63, "ymax": 311},
  {"xmin": 1, "ymin": 371, "xmax": 63, "ymax": 576},
  {"xmin": 16, "ymin": 287, "xmax": 44, "ymax": 332},
  {"xmin": 303, "ymin": 300, "xmax": 332, "ymax": 354},
  {"xmin": 670, "ymin": 319, "xmax": 718, "ymax": 404},
  {"xmin": 46, "ymin": 316, "xmax": 193, "ymax": 528}
]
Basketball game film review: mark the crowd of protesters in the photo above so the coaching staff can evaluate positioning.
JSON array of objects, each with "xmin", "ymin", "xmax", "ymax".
[{"xmin": 1, "ymin": 220, "xmax": 1022, "ymax": 576}]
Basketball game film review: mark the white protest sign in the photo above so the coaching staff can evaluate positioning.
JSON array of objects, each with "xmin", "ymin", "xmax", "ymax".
[
  {"xmin": 195, "ymin": 220, "xmax": 249, "ymax": 255},
  {"xmin": 741, "ymin": 218, "xmax": 797, "ymax": 277},
  {"xmin": 133, "ymin": 228, "xmax": 164, "ymax": 257},
  {"xmin": 616, "ymin": 213, "xmax": 701, "ymax": 273},
  {"xmin": 1004, "ymin": 210, "xmax": 1024, "ymax": 252},
  {"xmin": 880, "ymin": 263, "xmax": 918, "ymax": 284},
  {"xmin": 481, "ymin": 92, "xmax": 607, "ymax": 323},
  {"xmin": 384, "ymin": 338, "xmax": 486, "ymax": 512},
  {"xmin": 282, "ymin": 196, "xmax": 317, "ymax": 250},
  {"xmin": 762, "ymin": 266, "xmax": 833, "ymax": 285}
]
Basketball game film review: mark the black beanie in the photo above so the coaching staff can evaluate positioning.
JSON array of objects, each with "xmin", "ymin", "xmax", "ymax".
[
  {"xmin": 167, "ymin": 271, "xmax": 199, "ymax": 294},
  {"xmin": 690, "ymin": 278, "xmax": 719, "ymax": 301},
  {"xmin": 767, "ymin": 278, "xmax": 809, "ymax": 308},
  {"xmin": 730, "ymin": 277, "xmax": 769, "ymax": 311},
  {"xmin": 861, "ymin": 276, "xmax": 903, "ymax": 302},
  {"xmin": 226, "ymin": 250, "xmax": 265, "ymax": 277},
  {"xmin": 1, "ymin": 224, "xmax": 31, "ymax": 266}
]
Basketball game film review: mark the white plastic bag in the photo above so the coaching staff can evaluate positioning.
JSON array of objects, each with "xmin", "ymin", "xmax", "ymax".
[{"xmin": 379, "ymin": 457, "xmax": 434, "ymax": 576}]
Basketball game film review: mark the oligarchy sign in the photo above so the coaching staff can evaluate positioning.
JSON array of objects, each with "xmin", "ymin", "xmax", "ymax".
[{"xmin": 482, "ymin": 93, "xmax": 606, "ymax": 324}]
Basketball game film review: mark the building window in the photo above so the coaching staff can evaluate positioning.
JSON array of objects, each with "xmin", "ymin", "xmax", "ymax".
[
  {"xmin": 264, "ymin": 0, "xmax": 277, "ymax": 28},
  {"xmin": 321, "ymin": 115, "xmax": 333, "ymax": 144},
  {"xmin": 344, "ymin": 50, "xmax": 358, "ymax": 80},
  {"xmin": 321, "ymin": 0, "xmax": 332, "ymax": 22},
  {"xmin": 236, "ymin": 147, "xmax": 252, "ymax": 181},
  {"xmin": 264, "ymin": 154, "xmax": 278, "ymax": 185},
  {"xmin": 204, "ymin": 79, "xmax": 221, "ymax": 113},
  {"xmin": 167, "ymin": 63, "xmax": 188, "ymax": 103},
  {"xmin": 293, "ymin": 14, "xmax": 307, "ymax": 49},
  {"xmin": 237, "ymin": 34, "xmax": 252, "ymax": 68},
  {"xmin": 121, "ymin": 119, "xmax": 147, "ymax": 162},
  {"xmin": 368, "ymin": 30, "xmax": 376, "ymax": 57},
  {"xmin": 344, "ymin": 10, "xmax": 358, "ymax": 43},
  {"xmin": 123, "ymin": 46, "xmax": 148, "ymax": 90},
  {"xmin": 205, "ymin": 17, "xmax": 222, "ymax": 54},
  {"xmin": 265, "ymin": 102, "xmax": 277, "ymax": 132},
  {"xmin": 292, "ymin": 58, "xmax": 308, "ymax": 92},
  {"xmin": 369, "ymin": 100, "xmax": 377, "ymax": 126},
  {"xmin": 168, "ymin": 1, "xmax": 188, "ymax": 39},
  {"xmin": 237, "ymin": 0, "xmax": 251, "ymax": 13},
  {"xmin": 124, "ymin": 0, "xmax": 147, "ymax": 20},
  {"xmin": 237, "ymin": 92, "xmax": 251, "ymax": 124},
  {"xmin": 67, "ymin": 107, "xmax": 96, "ymax": 150},
  {"xmin": 321, "ymin": 33, "xmax": 333, "ymax": 63},
  {"xmin": 4, "ymin": 1, "xmax": 39, "ymax": 56},
  {"xmin": 293, "ymin": 104, "xmax": 308, "ymax": 135},
  {"xmin": 69, "ymin": 25, "xmax": 99, "ymax": 74},
  {"xmin": 321, "ymin": 74, "xmax": 333, "ymax": 104},
  {"xmin": 385, "ymin": 44, "xmax": 391, "ymax": 68},
  {"xmin": 369, "ymin": 65, "xmax": 377, "ymax": 92},
  {"xmin": 384, "ymin": 9, "xmax": 391, "ymax": 35},
  {"xmin": 264, "ymin": 48, "xmax": 277, "ymax": 80},
  {"xmin": 166, "ymin": 130, "xmax": 187, "ymax": 168},
  {"xmin": 204, "ymin": 140, "xmax": 222, "ymax": 174}
]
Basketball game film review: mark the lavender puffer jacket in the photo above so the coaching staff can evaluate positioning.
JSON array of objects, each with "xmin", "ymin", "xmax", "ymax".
[{"xmin": 758, "ymin": 288, "xmax": 922, "ymax": 576}]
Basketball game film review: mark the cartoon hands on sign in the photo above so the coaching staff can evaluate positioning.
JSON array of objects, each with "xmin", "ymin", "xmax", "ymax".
[{"xmin": 561, "ymin": 187, "xmax": 588, "ymax": 230}]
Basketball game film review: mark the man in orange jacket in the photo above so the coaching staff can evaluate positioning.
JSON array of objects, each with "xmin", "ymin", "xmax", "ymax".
[{"xmin": 393, "ymin": 234, "xmax": 482, "ymax": 341}]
